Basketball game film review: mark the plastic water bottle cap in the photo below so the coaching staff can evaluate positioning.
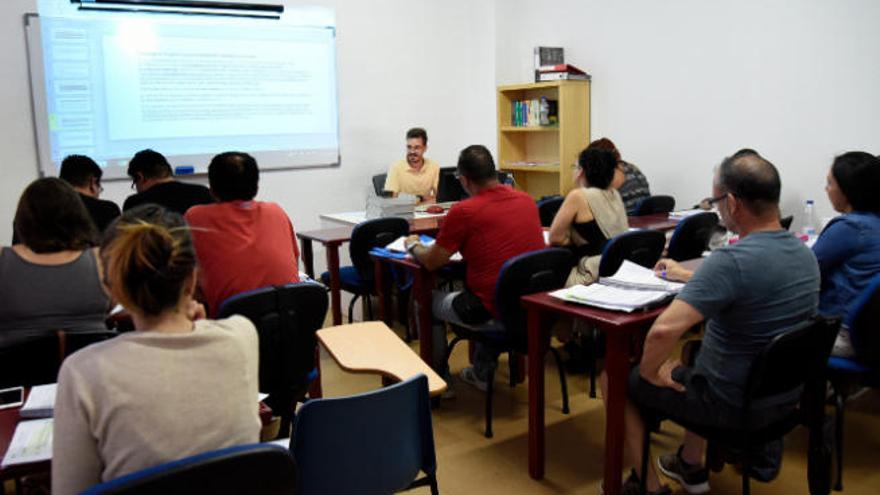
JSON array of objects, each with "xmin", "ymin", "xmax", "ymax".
[{"xmin": 806, "ymin": 200, "xmax": 814, "ymax": 205}]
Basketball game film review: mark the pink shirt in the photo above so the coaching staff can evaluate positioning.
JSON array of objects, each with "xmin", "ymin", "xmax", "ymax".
[{"xmin": 186, "ymin": 201, "xmax": 300, "ymax": 316}]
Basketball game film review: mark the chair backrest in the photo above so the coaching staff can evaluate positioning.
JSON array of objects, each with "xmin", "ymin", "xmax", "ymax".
[
  {"xmin": 599, "ymin": 230, "xmax": 666, "ymax": 277},
  {"xmin": 666, "ymin": 212, "xmax": 720, "ymax": 261},
  {"xmin": 291, "ymin": 374, "xmax": 437, "ymax": 495},
  {"xmin": 780, "ymin": 215, "xmax": 794, "ymax": 231},
  {"xmin": 537, "ymin": 196, "xmax": 564, "ymax": 227},
  {"xmin": 217, "ymin": 283, "xmax": 328, "ymax": 395},
  {"xmin": 0, "ymin": 334, "xmax": 59, "ymax": 388},
  {"xmin": 59, "ymin": 330, "xmax": 119, "ymax": 360},
  {"xmin": 632, "ymin": 195, "xmax": 676, "ymax": 216},
  {"xmin": 745, "ymin": 316, "xmax": 840, "ymax": 413},
  {"xmin": 437, "ymin": 166, "xmax": 465, "ymax": 202},
  {"xmin": 350, "ymin": 217, "xmax": 411, "ymax": 284},
  {"xmin": 845, "ymin": 273, "xmax": 880, "ymax": 367},
  {"xmin": 495, "ymin": 248, "xmax": 573, "ymax": 350},
  {"xmin": 372, "ymin": 173, "xmax": 390, "ymax": 197},
  {"xmin": 81, "ymin": 443, "xmax": 296, "ymax": 495}
]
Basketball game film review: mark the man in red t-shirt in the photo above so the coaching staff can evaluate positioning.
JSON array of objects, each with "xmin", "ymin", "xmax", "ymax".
[
  {"xmin": 185, "ymin": 152, "xmax": 300, "ymax": 317},
  {"xmin": 405, "ymin": 145, "xmax": 544, "ymax": 393}
]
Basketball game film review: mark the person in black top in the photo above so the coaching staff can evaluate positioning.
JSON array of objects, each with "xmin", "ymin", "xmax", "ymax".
[
  {"xmin": 59, "ymin": 154, "xmax": 121, "ymax": 234},
  {"xmin": 123, "ymin": 149, "xmax": 214, "ymax": 214}
]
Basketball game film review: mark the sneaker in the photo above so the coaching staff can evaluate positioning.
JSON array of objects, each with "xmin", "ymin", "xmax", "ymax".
[
  {"xmin": 657, "ymin": 447, "xmax": 710, "ymax": 494},
  {"xmin": 600, "ymin": 469, "xmax": 672, "ymax": 495},
  {"xmin": 459, "ymin": 367, "xmax": 488, "ymax": 392}
]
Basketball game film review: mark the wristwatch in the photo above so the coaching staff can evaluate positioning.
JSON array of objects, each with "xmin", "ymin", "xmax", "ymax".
[{"xmin": 406, "ymin": 241, "xmax": 419, "ymax": 256}]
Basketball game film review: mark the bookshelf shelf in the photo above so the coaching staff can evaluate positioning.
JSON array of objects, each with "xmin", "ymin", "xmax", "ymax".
[{"xmin": 497, "ymin": 80, "xmax": 590, "ymax": 198}]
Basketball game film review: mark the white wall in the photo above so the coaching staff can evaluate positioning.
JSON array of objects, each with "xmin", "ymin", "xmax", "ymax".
[
  {"xmin": 495, "ymin": 0, "xmax": 880, "ymax": 222},
  {"xmin": 0, "ymin": 0, "xmax": 497, "ymax": 256}
]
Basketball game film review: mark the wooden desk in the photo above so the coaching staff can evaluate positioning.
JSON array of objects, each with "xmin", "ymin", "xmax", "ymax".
[
  {"xmin": 521, "ymin": 293, "xmax": 665, "ymax": 495},
  {"xmin": 0, "ymin": 389, "xmax": 50, "ymax": 484},
  {"xmin": 297, "ymin": 216, "xmax": 445, "ymax": 326},
  {"xmin": 317, "ymin": 322, "xmax": 447, "ymax": 397},
  {"xmin": 628, "ymin": 213, "xmax": 680, "ymax": 232}
]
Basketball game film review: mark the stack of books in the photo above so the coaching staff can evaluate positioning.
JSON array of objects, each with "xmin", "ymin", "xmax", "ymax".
[
  {"xmin": 550, "ymin": 260, "xmax": 683, "ymax": 312},
  {"xmin": 510, "ymin": 99, "xmax": 558, "ymax": 127},
  {"xmin": 537, "ymin": 63, "xmax": 591, "ymax": 82},
  {"xmin": 365, "ymin": 193, "xmax": 416, "ymax": 220}
]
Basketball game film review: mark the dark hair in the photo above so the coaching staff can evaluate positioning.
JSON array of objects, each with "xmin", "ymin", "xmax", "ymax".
[
  {"xmin": 717, "ymin": 150, "xmax": 781, "ymax": 215},
  {"xmin": 59, "ymin": 154, "xmax": 102, "ymax": 188},
  {"xmin": 127, "ymin": 149, "xmax": 172, "ymax": 180},
  {"xmin": 586, "ymin": 137, "xmax": 622, "ymax": 162},
  {"xmin": 406, "ymin": 127, "xmax": 428, "ymax": 145},
  {"xmin": 101, "ymin": 204, "xmax": 197, "ymax": 317},
  {"xmin": 14, "ymin": 178, "xmax": 97, "ymax": 253},
  {"xmin": 578, "ymin": 148, "xmax": 618, "ymax": 190},
  {"xmin": 831, "ymin": 151, "xmax": 880, "ymax": 212},
  {"xmin": 456, "ymin": 145, "xmax": 496, "ymax": 185},
  {"xmin": 208, "ymin": 152, "xmax": 259, "ymax": 201}
]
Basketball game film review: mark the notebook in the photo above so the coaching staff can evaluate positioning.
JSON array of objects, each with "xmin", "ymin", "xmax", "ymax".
[
  {"xmin": 19, "ymin": 384, "xmax": 56, "ymax": 419},
  {"xmin": 1, "ymin": 419, "xmax": 53, "ymax": 467},
  {"xmin": 550, "ymin": 260, "xmax": 681, "ymax": 312}
]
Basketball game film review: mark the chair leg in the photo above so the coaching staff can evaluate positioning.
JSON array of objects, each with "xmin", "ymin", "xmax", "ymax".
[
  {"xmin": 742, "ymin": 440, "xmax": 751, "ymax": 495},
  {"xmin": 429, "ymin": 474, "xmax": 439, "ymax": 495},
  {"xmin": 548, "ymin": 347, "xmax": 570, "ymax": 414},
  {"xmin": 365, "ymin": 294, "xmax": 373, "ymax": 321},
  {"xmin": 347, "ymin": 294, "xmax": 361, "ymax": 323},
  {"xmin": 588, "ymin": 329, "xmax": 598, "ymax": 398},
  {"xmin": 834, "ymin": 393, "xmax": 845, "ymax": 491},
  {"xmin": 640, "ymin": 423, "xmax": 651, "ymax": 495},
  {"xmin": 508, "ymin": 351, "xmax": 517, "ymax": 388},
  {"xmin": 485, "ymin": 364, "xmax": 497, "ymax": 438},
  {"xmin": 444, "ymin": 336, "xmax": 464, "ymax": 365}
]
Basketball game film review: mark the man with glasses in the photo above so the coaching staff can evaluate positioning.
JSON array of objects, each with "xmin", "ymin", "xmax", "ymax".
[
  {"xmin": 601, "ymin": 149, "xmax": 819, "ymax": 495},
  {"xmin": 123, "ymin": 149, "xmax": 213, "ymax": 214},
  {"xmin": 59, "ymin": 154, "xmax": 120, "ymax": 234},
  {"xmin": 383, "ymin": 127, "xmax": 440, "ymax": 203}
]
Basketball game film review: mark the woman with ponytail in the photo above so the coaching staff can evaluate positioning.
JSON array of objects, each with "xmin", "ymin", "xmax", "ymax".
[{"xmin": 52, "ymin": 204, "xmax": 261, "ymax": 495}]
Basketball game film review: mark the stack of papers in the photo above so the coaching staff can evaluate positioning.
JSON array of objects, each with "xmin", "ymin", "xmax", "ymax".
[
  {"xmin": 19, "ymin": 384, "xmax": 56, "ymax": 419},
  {"xmin": 599, "ymin": 260, "xmax": 685, "ymax": 293},
  {"xmin": 381, "ymin": 236, "xmax": 463, "ymax": 262},
  {"xmin": 550, "ymin": 261, "xmax": 682, "ymax": 312},
  {"xmin": 1, "ymin": 418, "xmax": 53, "ymax": 467}
]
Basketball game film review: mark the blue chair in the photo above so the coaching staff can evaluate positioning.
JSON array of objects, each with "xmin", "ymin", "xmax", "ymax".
[
  {"xmin": 291, "ymin": 374, "xmax": 439, "ymax": 495},
  {"xmin": 444, "ymin": 248, "xmax": 573, "ymax": 437},
  {"xmin": 217, "ymin": 282, "xmax": 328, "ymax": 437},
  {"xmin": 639, "ymin": 316, "xmax": 840, "ymax": 495},
  {"xmin": 537, "ymin": 195, "xmax": 564, "ymax": 227},
  {"xmin": 666, "ymin": 211, "xmax": 719, "ymax": 261},
  {"xmin": 598, "ymin": 229, "xmax": 666, "ymax": 278},
  {"xmin": 827, "ymin": 274, "xmax": 880, "ymax": 491},
  {"xmin": 372, "ymin": 173, "xmax": 392, "ymax": 197},
  {"xmin": 321, "ymin": 217, "xmax": 410, "ymax": 323},
  {"xmin": 631, "ymin": 194, "xmax": 675, "ymax": 216},
  {"xmin": 81, "ymin": 443, "xmax": 296, "ymax": 495}
]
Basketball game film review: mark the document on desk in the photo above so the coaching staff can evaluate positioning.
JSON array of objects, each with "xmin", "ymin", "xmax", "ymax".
[
  {"xmin": 550, "ymin": 284, "xmax": 673, "ymax": 312},
  {"xmin": 383, "ymin": 236, "xmax": 463, "ymax": 261},
  {"xmin": 19, "ymin": 384, "xmax": 57, "ymax": 419},
  {"xmin": 2, "ymin": 419, "xmax": 53, "ymax": 467},
  {"xmin": 599, "ymin": 260, "xmax": 684, "ymax": 293}
]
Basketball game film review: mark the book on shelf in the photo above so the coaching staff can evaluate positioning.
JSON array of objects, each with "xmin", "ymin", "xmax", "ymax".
[
  {"xmin": 504, "ymin": 160, "xmax": 560, "ymax": 168},
  {"xmin": 549, "ymin": 260, "xmax": 682, "ymax": 312},
  {"xmin": 510, "ymin": 98, "xmax": 558, "ymax": 127},
  {"xmin": 538, "ymin": 71, "xmax": 590, "ymax": 82},
  {"xmin": 538, "ymin": 63, "xmax": 588, "ymax": 75}
]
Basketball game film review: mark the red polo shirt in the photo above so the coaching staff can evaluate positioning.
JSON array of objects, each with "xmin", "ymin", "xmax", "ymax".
[
  {"xmin": 185, "ymin": 200, "xmax": 300, "ymax": 316},
  {"xmin": 435, "ymin": 185, "xmax": 544, "ymax": 315}
]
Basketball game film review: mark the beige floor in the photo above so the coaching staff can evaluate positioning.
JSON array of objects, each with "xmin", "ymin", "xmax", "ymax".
[{"xmin": 318, "ymin": 323, "xmax": 880, "ymax": 495}]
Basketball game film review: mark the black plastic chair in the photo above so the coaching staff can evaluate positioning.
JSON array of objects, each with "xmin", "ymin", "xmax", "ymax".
[
  {"xmin": 321, "ymin": 217, "xmax": 409, "ymax": 323},
  {"xmin": 291, "ymin": 374, "xmax": 439, "ymax": 495},
  {"xmin": 638, "ymin": 316, "xmax": 840, "ymax": 495},
  {"xmin": 0, "ymin": 330, "xmax": 118, "ymax": 388},
  {"xmin": 666, "ymin": 212, "xmax": 719, "ymax": 261},
  {"xmin": 537, "ymin": 196, "xmax": 564, "ymax": 227},
  {"xmin": 217, "ymin": 282, "xmax": 329, "ymax": 436},
  {"xmin": 437, "ymin": 167, "xmax": 465, "ymax": 202},
  {"xmin": 81, "ymin": 443, "xmax": 297, "ymax": 495},
  {"xmin": 780, "ymin": 215, "xmax": 794, "ymax": 231},
  {"xmin": 598, "ymin": 230, "xmax": 666, "ymax": 278},
  {"xmin": 372, "ymin": 173, "xmax": 391, "ymax": 197},
  {"xmin": 827, "ymin": 274, "xmax": 880, "ymax": 491},
  {"xmin": 631, "ymin": 195, "xmax": 676, "ymax": 216},
  {"xmin": 444, "ymin": 248, "xmax": 573, "ymax": 437}
]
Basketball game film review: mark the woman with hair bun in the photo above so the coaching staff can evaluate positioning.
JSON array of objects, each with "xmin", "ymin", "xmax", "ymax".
[
  {"xmin": 52, "ymin": 204, "xmax": 261, "ymax": 495},
  {"xmin": 813, "ymin": 151, "xmax": 880, "ymax": 357},
  {"xmin": 548, "ymin": 145, "xmax": 629, "ymax": 286},
  {"xmin": 0, "ymin": 178, "xmax": 110, "ymax": 345}
]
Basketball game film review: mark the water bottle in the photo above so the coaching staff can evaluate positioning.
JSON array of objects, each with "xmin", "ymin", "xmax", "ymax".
[
  {"xmin": 539, "ymin": 97, "xmax": 550, "ymax": 126},
  {"xmin": 802, "ymin": 200, "xmax": 817, "ymax": 237}
]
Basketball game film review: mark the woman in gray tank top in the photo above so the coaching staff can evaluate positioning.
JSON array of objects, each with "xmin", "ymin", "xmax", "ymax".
[{"xmin": 0, "ymin": 178, "xmax": 110, "ymax": 345}]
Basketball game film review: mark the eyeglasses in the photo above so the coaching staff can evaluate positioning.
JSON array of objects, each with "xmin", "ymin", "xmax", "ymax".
[{"xmin": 706, "ymin": 194, "xmax": 728, "ymax": 205}]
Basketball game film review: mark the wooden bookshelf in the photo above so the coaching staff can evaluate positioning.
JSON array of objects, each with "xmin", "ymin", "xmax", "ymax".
[{"xmin": 497, "ymin": 80, "xmax": 590, "ymax": 198}]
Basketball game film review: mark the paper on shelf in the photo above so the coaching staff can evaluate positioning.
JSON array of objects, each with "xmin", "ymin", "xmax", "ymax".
[{"xmin": 1, "ymin": 419, "xmax": 53, "ymax": 467}]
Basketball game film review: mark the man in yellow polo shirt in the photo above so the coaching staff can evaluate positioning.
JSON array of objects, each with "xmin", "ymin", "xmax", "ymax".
[{"xmin": 383, "ymin": 127, "xmax": 440, "ymax": 203}]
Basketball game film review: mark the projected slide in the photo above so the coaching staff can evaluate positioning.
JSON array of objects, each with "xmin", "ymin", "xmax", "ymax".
[{"xmin": 28, "ymin": 7, "xmax": 339, "ymax": 178}]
